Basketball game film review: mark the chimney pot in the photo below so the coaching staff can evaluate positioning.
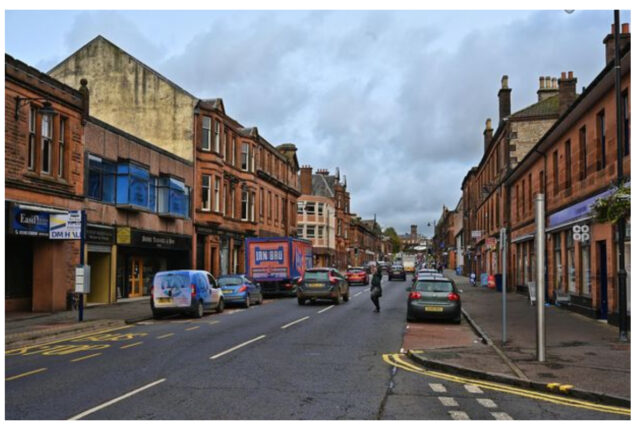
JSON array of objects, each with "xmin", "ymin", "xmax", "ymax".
[
  {"xmin": 539, "ymin": 76, "xmax": 545, "ymax": 89},
  {"xmin": 498, "ymin": 76, "xmax": 511, "ymax": 122},
  {"xmin": 501, "ymin": 75, "xmax": 509, "ymax": 89},
  {"xmin": 623, "ymin": 23, "xmax": 629, "ymax": 34},
  {"xmin": 568, "ymin": 71, "xmax": 573, "ymax": 79},
  {"xmin": 552, "ymin": 77, "xmax": 558, "ymax": 89}
]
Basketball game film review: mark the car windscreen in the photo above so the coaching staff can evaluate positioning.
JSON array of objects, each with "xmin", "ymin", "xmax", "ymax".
[
  {"xmin": 154, "ymin": 273, "xmax": 190, "ymax": 289},
  {"xmin": 304, "ymin": 271, "xmax": 329, "ymax": 281},
  {"xmin": 350, "ymin": 269, "xmax": 365, "ymax": 273},
  {"xmin": 392, "ymin": 266, "xmax": 403, "ymax": 270},
  {"xmin": 218, "ymin": 277, "xmax": 243, "ymax": 286},
  {"xmin": 414, "ymin": 281, "xmax": 453, "ymax": 293}
]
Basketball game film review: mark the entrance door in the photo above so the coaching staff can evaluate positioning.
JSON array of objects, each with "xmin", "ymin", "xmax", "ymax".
[
  {"xmin": 129, "ymin": 258, "xmax": 144, "ymax": 297},
  {"xmin": 597, "ymin": 241, "xmax": 608, "ymax": 320}
]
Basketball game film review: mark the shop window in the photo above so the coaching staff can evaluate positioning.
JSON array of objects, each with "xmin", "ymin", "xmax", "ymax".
[
  {"xmin": 28, "ymin": 106, "xmax": 36, "ymax": 170},
  {"xmin": 202, "ymin": 175, "xmax": 211, "ymax": 211},
  {"xmin": 581, "ymin": 242, "xmax": 591, "ymax": 296},
  {"xmin": 41, "ymin": 114, "xmax": 53, "ymax": 174},
  {"xmin": 158, "ymin": 176, "xmax": 188, "ymax": 217},
  {"xmin": 87, "ymin": 155, "xmax": 116, "ymax": 203},
  {"xmin": 148, "ymin": 176, "xmax": 158, "ymax": 212},
  {"xmin": 202, "ymin": 116, "xmax": 211, "ymax": 151},
  {"xmin": 554, "ymin": 233, "xmax": 563, "ymax": 293},
  {"xmin": 116, "ymin": 162, "xmax": 150, "ymax": 209},
  {"xmin": 566, "ymin": 230, "xmax": 576, "ymax": 294}
]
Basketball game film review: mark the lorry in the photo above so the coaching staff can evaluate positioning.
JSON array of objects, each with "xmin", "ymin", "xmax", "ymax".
[
  {"xmin": 402, "ymin": 254, "xmax": 417, "ymax": 273},
  {"xmin": 245, "ymin": 237, "xmax": 313, "ymax": 296}
]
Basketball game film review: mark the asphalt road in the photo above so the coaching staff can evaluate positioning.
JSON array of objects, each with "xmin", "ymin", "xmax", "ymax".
[{"xmin": 5, "ymin": 275, "xmax": 629, "ymax": 420}]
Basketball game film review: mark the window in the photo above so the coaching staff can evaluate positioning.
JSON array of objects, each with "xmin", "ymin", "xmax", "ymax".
[
  {"xmin": 225, "ymin": 131, "xmax": 230, "ymax": 160},
  {"xmin": 202, "ymin": 175, "xmax": 211, "ymax": 211},
  {"xmin": 521, "ymin": 180, "xmax": 525, "ymax": 216},
  {"xmin": 275, "ymin": 195, "xmax": 279, "ymax": 222},
  {"xmin": 317, "ymin": 203, "xmax": 324, "ymax": 216},
  {"xmin": 528, "ymin": 173, "xmax": 533, "ymax": 212},
  {"xmin": 158, "ymin": 176, "xmax": 188, "ymax": 217},
  {"xmin": 230, "ymin": 188, "xmax": 235, "ymax": 218},
  {"xmin": 552, "ymin": 150, "xmax": 559, "ymax": 195},
  {"xmin": 241, "ymin": 189, "xmax": 249, "ymax": 221},
  {"xmin": 222, "ymin": 183, "xmax": 227, "ymax": 215},
  {"xmin": 268, "ymin": 191, "xmax": 272, "ymax": 219},
  {"xmin": 297, "ymin": 201, "xmax": 304, "ymax": 214},
  {"xmin": 318, "ymin": 226, "xmax": 324, "ymax": 239},
  {"xmin": 306, "ymin": 225, "xmax": 315, "ymax": 238},
  {"xmin": 539, "ymin": 170, "xmax": 544, "ymax": 193},
  {"xmin": 597, "ymin": 111, "xmax": 606, "ymax": 170},
  {"xmin": 250, "ymin": 147, "xmax": 255, "ymax": 172},
  {"xmin": 515, "ymin": 184, "xmax": 519, "ymax": 220},
  {"xmin": 214, "ymin": 176, "xmax": 221, "ymax": 212},
  {"xmin": 565, "ymin": 140, "xmax": 572, "ymax": 189},
  {"xmin": 259, "ymin": 188, "xmax": 264, "ymax": 218},
  {"xmin": 231, "ymin": 137, "xmax": 236, "ymax": 166},
  {"xmin": 250, "ymin": 191, "xmax": 255, "ymax": 222},
  {"xmin": 241, "ymin": 143, "xmax": 249, "ymax": 171},
  {"xmin": 554, "ymin": 232, "xmax": 563, "ymax": 293},
  {"xmin": 116, "ymin": 162, "xmax": 150, "ymax": 209},
  {"xmin": 297, "ymin": 225, "xmax": 304, "ymax": 238},
  {"xmin": 579, "ymin": 126, "xmax": 587, "ymax": 180},
  {"xmin": 27, "ymin": 106, "xmax": 36, "ymax": 170},
  {"xmin": 202, "ymin": 116, "xmax": 211, "ymax": 151},
  {"xmin": 623, "ymin": 91, "xmax": 630, "ymax": 156},
  {"xmin": 148, "ymin": 176, "xmax": 157, "ymax": 212},
  {"xmin": 87, "ymin": 155, "xmax": 116, "ymax": 203},
  {"xmin": 566, "ymin": 230, "xmax": 575, "ymax": 294},
  {"xmin": 305, "ymin": 202, "xmax": 315, "ymax": 215},
  {"xmin": 581, "ymin": 241, "xmax": 591, "ymax": 296},
  {"xmin": 58, "ymin": 117, "xmax": 66, "ymax": 178},
  {"xmin": 214, "ymin": 121, "xmax": 220, "ymax": 153},
  {"xmin": 41, "ymin": 114, "xmax": 52, "ymax": 174}
]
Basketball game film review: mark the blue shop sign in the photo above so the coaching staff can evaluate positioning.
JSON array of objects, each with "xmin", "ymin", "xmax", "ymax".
[
  {"xmin": 548, "ymin": 189, "xmax": 613, "ymax": 229},
  {"xmin": 11, "ymin": 206, "xmax": 50, "ymax": 237}
]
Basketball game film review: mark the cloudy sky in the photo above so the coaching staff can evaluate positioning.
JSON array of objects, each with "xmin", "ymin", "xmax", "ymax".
[{"xmin": 4, "ymin": 6, "xmax": 631, "ymax": 237}]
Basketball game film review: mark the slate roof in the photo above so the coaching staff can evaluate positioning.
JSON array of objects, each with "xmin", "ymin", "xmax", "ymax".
[
  {"xmin": 311, "ymin": 174, "xmax": 335, "ymax": 198},
  {"xmin": 510, "ymin": 94, "xmax": 561, "ymax": 119}
]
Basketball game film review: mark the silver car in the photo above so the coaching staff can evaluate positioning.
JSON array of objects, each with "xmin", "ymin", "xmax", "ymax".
[
  {"xmin": 297, "ymin": 268, "xmax": 350, "ymax": 305},
  {"xmin": 406, "ymin": 276, "xmax": 461, "ymax": 323}
]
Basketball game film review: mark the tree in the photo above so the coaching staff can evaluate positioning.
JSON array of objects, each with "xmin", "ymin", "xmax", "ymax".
[{"xmin": 383, "ymin": 227, "xmax": 402, "ymax": 253}]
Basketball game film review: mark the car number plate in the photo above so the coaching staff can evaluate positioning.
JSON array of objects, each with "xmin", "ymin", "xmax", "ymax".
[
  {"xmin": 309, "ymin": 283, "xmax": 323, "ymax": 288},
  {"xmin": 424, "ymin": 306, "xmax": 444, "ymax": 312},
  {"xmin": 222, "ymin": 289, "xmax": 233, "ymax": 294},
  {"xmin": 157, "ymin": 297, "xmax": 172, "ymax": 304}
]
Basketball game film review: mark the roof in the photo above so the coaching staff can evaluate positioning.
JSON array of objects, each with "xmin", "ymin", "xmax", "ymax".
[
  {"xmin": 311, "ymin": 174, "xmax": 335, "ymax": 198},
  {"xmin": 510, "ymin": 94, "xmax": 561, "ymax": 120}
]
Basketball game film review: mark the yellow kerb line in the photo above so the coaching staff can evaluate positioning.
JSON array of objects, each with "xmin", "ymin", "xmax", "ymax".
[
  {"xmin": 383, "ymin": 354, "xmax": 630, "ymax": 417},
  {"xmin": 71, "ymin": 353, "xmax": 102, "ymax": 362},
  {"xmin": 6, "ymin": 368, "xmax": 47, "ymax": 381},
  {"xmin": 120, "ymin": 342, "xmax": 143, "ymax": 349},
  {"xmin": 5, "ymin": 325, "xmax": 128, "ymax": 354}
]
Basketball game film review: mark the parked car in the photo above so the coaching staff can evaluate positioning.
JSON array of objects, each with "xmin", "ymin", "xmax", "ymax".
[
  {"xmin": 217, "ymin": 274, "xmax": 263, "ymax": 308},
  {"xmin": 412, "ymin": 268, "xmax": 439, "ymax": 284},
  {"xmin": 346, "ymin": 267, "xmax": 369, "ymax": 285},
  {"xmin": 151, "ymin": 270, "xmax": 224, "ymax": 318},
  {"xmin": 406, "ymin": 276, "xmax": 461, "ymax": 323},
  {"xmin": 297, "ymin": 268, "xmax": 350, "ymax": 305},
  {"xmin": 388, "ymin": 264, "xmax": 406, "ymax": 281}
]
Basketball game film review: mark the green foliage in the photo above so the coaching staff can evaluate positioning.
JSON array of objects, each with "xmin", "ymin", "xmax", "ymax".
[
  {"xmin": 383, "ymin": 227, "xmax": 402, "ymax": 253},
  {"xmin": 591, "ymin": 184, "xmax": 630, "ymax": 223}
]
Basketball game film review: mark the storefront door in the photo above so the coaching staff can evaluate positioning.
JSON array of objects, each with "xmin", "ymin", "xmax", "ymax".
[
  {"xmin": 597, "ymin": 241, "xmax": 608, "ymax": 320},
  {"xmin": 129, "ymin": 258, "xmax": 144, "ymax": 297}
]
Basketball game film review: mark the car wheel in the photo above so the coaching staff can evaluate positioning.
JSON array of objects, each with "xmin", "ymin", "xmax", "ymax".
[
  {"xmin": 343, "ymin": 290, "xmax": 350, "ymax": 302},
  {"xmin": 216, "ymin": 298, "xmax": 225, "ymax": 313},
  {"xmin": 244, "ymin": 295, "xmax": 251, "ymax": 309},
  {"xmin": 297, "ymin": 297, "xmax": 305, "ymax": 306},
  {"xmin": 333, "ymin": 290, "xmax": 341, "ymax": 305},
  {"xmin": 194, "ymin": 300, "xmax": 204, "ymax": 318}
]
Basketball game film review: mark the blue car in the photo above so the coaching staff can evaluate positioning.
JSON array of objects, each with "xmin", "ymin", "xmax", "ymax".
[{"xmin": 218, "ymin": 274, "xmax": 263, "ymax": 308}]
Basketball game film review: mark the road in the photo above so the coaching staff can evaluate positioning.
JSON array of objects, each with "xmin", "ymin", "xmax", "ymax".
[{"xmin": 5, "ymin": 275, "xmax": 629, "ymax": 420}]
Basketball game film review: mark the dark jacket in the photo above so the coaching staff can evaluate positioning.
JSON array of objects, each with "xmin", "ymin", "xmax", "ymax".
[{"xmin": 371, "ymin": 272, "xmax": 382, "ymax": 288}]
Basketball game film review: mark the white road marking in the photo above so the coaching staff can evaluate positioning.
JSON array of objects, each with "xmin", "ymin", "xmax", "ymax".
[
  {"xmin": 449, "ymin": 411, "xmax": 470, "ymax": 420},
  {"xmin": 68, "ymin": 378, "xmax": 166, "ymax": 420},
  {"xmin": 281, "ymin": 316, "xmax": 310, "ymax": 329},
  {"xmin": 476, "ymin": 398, "xmax": 497, "ymax": 408},
  {"xmin": 363, "ymin": 288, "xmax": 370, "ymax": 292},
  {"xmin": 71, "ymin": 353, "xmax": 102, "ymax": 362},
  {"xmin": 465, "ymin": 384, "xmax": 483, "ymax": 394},
  {"xmin": 318, "ymin": 305, "xmax": 334, "ymax": 314},
  {"xmin": 429, "ymin": 383, "xmax": 447, "ymax": 393},
  {"xmin": 491, "ymin": 412, "xmax": 513, "ymax": 420},
  {"xmin": 438, "ymin": 397, "xmax": 458, "ymax": 407},
  {"xmin": 354, "ymin": 292, "xmax": 362, "ymax": 297},
  {"xmin": 156, "ymin": 333, "xmax": 174, "ymax": 339},
  {"xmin": 210, "ymin": 335, "xmax": 266, "ymax": 360}
]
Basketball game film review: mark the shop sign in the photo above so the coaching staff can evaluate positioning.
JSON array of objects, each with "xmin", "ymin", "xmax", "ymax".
[
  {"xmin": 486, "ymin": 237, "xmax": 497, "ymax": 250},
  {"xmin": 471, "ymin": 230, "xmax": 482, "ymax": 238},
  {"xmin": 86, "ymin": 226, "xmax": 115, "ymax": 244},
  {"xmin": 129, "ymin": 229, "xmax": 191, "ymax": 250},
  {"xmin": 117, "ymin": 227, "xmax": 131, "ymax": 245},
  {"xmin": 10, "ymin": 206, "xmax": 49, "ymax": 237},
  {"xmin": 49, "ymin": 211, "xmax": 82, "ymax": 239},
  {"xmin": 548, "ymin": 188, "xmax": 613, "ymax": 228}
]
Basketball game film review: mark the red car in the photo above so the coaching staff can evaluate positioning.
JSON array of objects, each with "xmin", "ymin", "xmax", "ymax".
[{"xmin": 346, "ymin": 267, "xmax": 369, "ymax": 285}]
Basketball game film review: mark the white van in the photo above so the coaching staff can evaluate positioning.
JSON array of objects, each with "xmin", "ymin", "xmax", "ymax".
[{"xmin": 151, "ymin": 270, "xmax": 224, "ymax": 318}]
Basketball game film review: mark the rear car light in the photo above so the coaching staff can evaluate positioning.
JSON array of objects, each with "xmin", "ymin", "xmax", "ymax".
[
  {"xmin": 191, "ymin": 284, "xmax": 196, "ymax": 297},
  {"xmin": 409, "ymin": 291, "xmax": 422, "ymax": 300},
  {"xmin": 238, "ymin": 286, "xmax": 247, "ymax": 293},
  {"xmin": 448, "ymin": 292, "xmax": 460, "ymax": 301},
  {"xmin": 329, "ymin": 276, "xmax": 338, "ymax": 284},
  {"xmin": 298, "ymin": 276, "xmax": 303, "ymax": 284},
  {"xmin": 283, "ymin": 283, "xmax": 292, "ymax": 289}
]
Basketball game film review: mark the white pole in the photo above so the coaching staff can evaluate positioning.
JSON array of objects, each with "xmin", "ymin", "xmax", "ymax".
[
  {"xmin": 535, "ymin": 194, "xmax": 546, "ymax": 362},
  {"xmin": 501, "ymin": 227, "xmax": 507, "ymax": 344}
]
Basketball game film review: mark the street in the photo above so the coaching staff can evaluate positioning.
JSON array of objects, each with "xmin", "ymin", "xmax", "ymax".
[{"xmin": 5, "ymin": 276, "xmax": 629, "ymax": 420}]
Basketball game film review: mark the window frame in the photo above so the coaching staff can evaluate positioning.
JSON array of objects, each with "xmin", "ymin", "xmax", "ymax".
[
  {"xmin": 202, "ymin": 174, "xmax": 211, "ymax": 211},
  {"xmin": 202, "ymin": 116, "xmax": 212, "ymax": 151},
  {"xmin": 41, "ymin": 113, "xmax": 53, "ymax": 175}
]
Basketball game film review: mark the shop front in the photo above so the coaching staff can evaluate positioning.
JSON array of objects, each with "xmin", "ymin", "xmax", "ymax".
[
  {"xmin": 115, "ymin": 227, "xmax": 191, "ymax": 299},
  {"xmin": 86, "ymin": 224, "xmax": 116, "ymax": 305},
  {"xmin": 195, "ymin": 225, "xmax": 246, "ymax": 277}
]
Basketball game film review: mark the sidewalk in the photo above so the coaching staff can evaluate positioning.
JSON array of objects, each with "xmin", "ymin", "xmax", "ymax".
[
  {"xmin": 5, "ymin": 298, "xmax": 153, "ymax": 349},
  {"xmin": 410, "ymin": 270, "xmax": 630, "ymax": 403}
]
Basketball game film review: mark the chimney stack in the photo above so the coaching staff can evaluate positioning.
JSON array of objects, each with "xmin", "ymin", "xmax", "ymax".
[
  {"xmin": 483, "ymin": 118, "xmax": 493, "ymax": 151},
  {"xmin": 603, "ymin": 23, "xmax": 631, "ymax": 65},
  {"xmin": 558, "ymin": 71, "xmax": 577, "ymax": 116},
  {"xmin": 498, "ymin": 75, "xmax": 511, "ymax": 123},
  {"xmin": 411, "ymin": 225, "xmax": 417, "ymax": 240},
  {"xmin": 300, "ymin": 165, "xmax": 313, "ymax": 195},
  {"xmin": 537, "ymin": 75, "xmax": 559, "ymax": 101}
]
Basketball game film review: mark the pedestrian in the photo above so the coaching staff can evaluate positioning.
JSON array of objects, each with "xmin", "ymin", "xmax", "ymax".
[{"xmin": 370, "ymin": 263, "xmax": 382, "ymax": 312}]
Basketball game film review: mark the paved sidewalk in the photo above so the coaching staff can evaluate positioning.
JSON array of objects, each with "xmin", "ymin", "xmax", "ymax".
[
  {"xmin": 5, "ymin": 298, "xmax": 153, "ymax": 348},
  {"xmin": 410, "ymin": 270, "xmax": 630, "ymax": 403}
]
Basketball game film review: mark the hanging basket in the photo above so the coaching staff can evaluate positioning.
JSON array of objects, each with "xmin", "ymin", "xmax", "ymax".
[{"xmin": 591, "ymin": 184, "xmax": 630, "ymax": 223}]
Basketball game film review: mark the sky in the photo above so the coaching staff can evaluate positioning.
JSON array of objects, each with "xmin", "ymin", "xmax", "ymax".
[{"xmin": 3, "ymin": 5, "xmax": 631, "ymax": 238}]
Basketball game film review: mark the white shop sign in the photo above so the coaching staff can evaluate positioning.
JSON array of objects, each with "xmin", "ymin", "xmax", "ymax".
[{"xmin": 49, "ymin": 211, "xmax": 82, "ymax": 239}]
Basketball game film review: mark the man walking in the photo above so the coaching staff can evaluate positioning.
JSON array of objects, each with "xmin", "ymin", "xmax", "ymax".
[{"xmin": 370, "ymin": 263, "xmax": 382, "ymax": 312}]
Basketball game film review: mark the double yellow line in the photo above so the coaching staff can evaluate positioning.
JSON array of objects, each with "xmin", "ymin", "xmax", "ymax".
[{"xmin": 383, "ymin": 353, "xmax": 630, "ymax": 417}]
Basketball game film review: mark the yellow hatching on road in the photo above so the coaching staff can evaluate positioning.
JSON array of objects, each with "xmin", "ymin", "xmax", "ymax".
[{"xmin": 383, "ymin": 353, "xmax": 630, "ymax": 417}]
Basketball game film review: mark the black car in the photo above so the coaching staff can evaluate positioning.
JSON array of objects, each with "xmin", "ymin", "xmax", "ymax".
[
  {"xmin": 297, "ymin": 268, "xmax": 350, "ymax": 305},
  {"xmin": 388, "ymin": 264, "xmax": 406, "ymax": 281},
  {"xmin": 406, "ymin": 276, "xmax": 461, "ymax": 323}
]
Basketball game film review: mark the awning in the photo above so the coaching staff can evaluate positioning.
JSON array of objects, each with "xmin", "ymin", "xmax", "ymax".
[
  {"xmin": 546, "ymin": 216, "xmax": 592, "ymax": 233},
  {"xmin": 511, "ymin": 233, "xmax": 535, "ymax": 244},
  {"xmin": 16, "ymin": 203, "xmax": 68, "ymax": 214}
]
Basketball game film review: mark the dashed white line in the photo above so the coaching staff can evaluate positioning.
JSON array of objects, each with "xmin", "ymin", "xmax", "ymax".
[
  {"xmin": 210, "ymin": 335, "xmax": 266, "ymax": 360},
  {"xmin": 438, "ymin": 397, "xmax": 458, "ymax": 407},
  {"xmin": 449, "ymin": 411, "xmax": 470, "ymax": 420},
  {"xmin": 363, "ymin": 288, "xmax": 370, "ymax": 292},
  {"xmin": 491, "ymin": 412, "xmax": 513, "ymax": 420},
  {"xmin": 318, "ymin": 305, "xmax": 334, "ymax": 314},
  {"xmin": 68, "ymin": 379, "xmax": 166, "ymax": 420},
  {"xmin": 429, "ymin": 383, "xmax": 447, "ymax": 393},
  {"xmin": 476, "ymin": 398, "xmax": 497, "ymax": 408},
  {"xmin": 464, "ymin": 384, "xmax": 483, "ymax": 394},
  {"xmin": 354, "ymin": 292, "xmax": 362, "ymax": 297},
  {"xmin": 281, "ymin": 316, "xmax": 310, "ymax": 329}
]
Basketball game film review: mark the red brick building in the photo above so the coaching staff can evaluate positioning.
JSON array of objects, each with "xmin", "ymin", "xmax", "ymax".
[{"xmin": 5, "ymin": 54, "xmax": 86, "ymax": 312}]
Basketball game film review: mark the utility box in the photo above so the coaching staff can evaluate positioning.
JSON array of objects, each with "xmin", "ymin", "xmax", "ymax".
[{"xmin": 75, "ymin": 265, "xmax": 91, "ymax": 294}]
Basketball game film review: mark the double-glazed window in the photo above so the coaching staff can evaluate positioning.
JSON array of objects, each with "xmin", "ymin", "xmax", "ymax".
[
  {"xmin": 202, "ymin": 175, "xmax": 211, "ymax": 211},
  {"xmin": 116, "ymin": 162, "xmax": 150, "ymax": 208},
  {"xmin": 158, "ymin": 176, "xmax": 188, "ymax": 217},
  {"xmin": 317, "ymin": 203, "xmax": 324, "ymax": 216},
  {"xmin": 306, "ymin": 225, "xmax": 315, "ymax": 238},
  {"xmin": 88, "ymin": 155, "xmax": 116, "ymax": 203},
  {"xmin": 305, "ymin": 202, "xmax": 315, "ymax": 215},
  {"xmin": 202, "ymin": 117, "xmax": 211, "ymax": 151}
]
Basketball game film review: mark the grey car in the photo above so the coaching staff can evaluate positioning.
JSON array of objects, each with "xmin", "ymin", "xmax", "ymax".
[
  {"xmin": 297, "ymin": 268, "xmax": 350, "ymax": 305},
  {"xmin": 406, "ymin": 276, "xmax": 461, "ymax": 323}
]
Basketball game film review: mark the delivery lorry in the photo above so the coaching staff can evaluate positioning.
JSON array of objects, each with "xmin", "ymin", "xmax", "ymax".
[
  {"xmin": 402, "ymin": 255, "xmax": 417, "ymax": 273},
  {"xmin": 245, "ymin": 237, "xmax": 313, "ymax": 296}
]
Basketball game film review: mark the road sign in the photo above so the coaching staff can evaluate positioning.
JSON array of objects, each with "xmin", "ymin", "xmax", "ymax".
[{"xmin": 49, "ymin": 211, "xmax": 82, "ymax": 239}]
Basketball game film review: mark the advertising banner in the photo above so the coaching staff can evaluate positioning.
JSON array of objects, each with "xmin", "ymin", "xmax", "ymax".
[
  {"xmin": 250, "ymin": 241, "xmax": 289, "ymax": 280},
  {"xmin": 50, "ymin": 211, "xmax": 82, "ymax": 239}
]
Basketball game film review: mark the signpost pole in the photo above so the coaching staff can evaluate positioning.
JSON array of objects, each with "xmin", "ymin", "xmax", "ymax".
[
  {"xmin": 535, "ymin": 194, "xmax": 546, "ymax": 362},
  {"xmin": 501, "ymin": 227, "xmax": 507, "ymax": 344},
  {"xmin": 78, "ymin": 210, "xmax": 86, "ymax": 322}
]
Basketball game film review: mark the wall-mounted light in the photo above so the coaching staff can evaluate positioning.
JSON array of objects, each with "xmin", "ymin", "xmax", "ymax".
[{"xmin": 15, "ymin": 96, "xmax": 57, "ymax": 120}]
